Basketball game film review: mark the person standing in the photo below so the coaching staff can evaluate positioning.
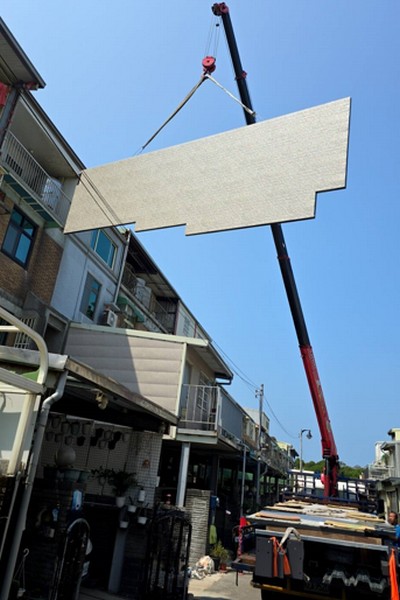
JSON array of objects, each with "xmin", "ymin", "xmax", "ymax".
[{"xmin": 388, "ymin": 511, "xmax": 400, "ymax": 542}]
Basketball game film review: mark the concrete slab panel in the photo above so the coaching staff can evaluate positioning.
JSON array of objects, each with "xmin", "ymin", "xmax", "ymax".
[{"xmin": 64, "ymin": 98, "xmax": 350, "ymax": 235}]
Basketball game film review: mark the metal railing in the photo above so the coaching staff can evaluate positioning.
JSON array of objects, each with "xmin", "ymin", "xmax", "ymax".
[
  {"xmin": 0, "ymin": 131, "xmax": 71, "ymax": 226},
  {"xmin": 179, "ymin": 384, "xmax": 220, "ymax": 431},
  {"xmin": 283, "ymin": 470, "xmax": 378, "ymax": 512},
  {"xmin": 260, "ymin": 441, "xmax": 294, "ymax": 475},
  {"xmin": 121, "ymin": 264, "xmax": 176, "ymax": 333}
]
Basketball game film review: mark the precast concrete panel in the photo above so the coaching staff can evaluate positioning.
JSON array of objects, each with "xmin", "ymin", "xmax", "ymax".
[{"xmin": 65, "ymin": 98, "xmax": 350, "ymax": 235}]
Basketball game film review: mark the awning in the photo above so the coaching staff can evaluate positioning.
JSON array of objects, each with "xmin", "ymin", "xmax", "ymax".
[{"xmin": 117, "ymin": 294, "xmax": 145, "ymax": 323}]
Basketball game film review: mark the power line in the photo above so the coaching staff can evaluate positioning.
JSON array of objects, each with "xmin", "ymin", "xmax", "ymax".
[{"xmin": 212, "ymin": 339, "xmax": 258, "ymax": 389}]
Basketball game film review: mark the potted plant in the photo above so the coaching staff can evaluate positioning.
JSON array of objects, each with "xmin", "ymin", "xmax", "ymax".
[
  {"xmin": 210, "ymin": 541, "xmax": 231, "ymax": 571},
  {"xmin": 93, "ymin": 467, "xmax": 137, "ymax": 506},
  {"xmin": 127, "ymin": 496, "xmax": 137, "ymax": 513},
  {"xmin": 136, "ymin": 503, "xmax": 149, "ymax": 525}
]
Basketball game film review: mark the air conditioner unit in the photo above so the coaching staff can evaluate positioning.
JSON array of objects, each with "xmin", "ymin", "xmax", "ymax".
[{"xmin": 104, "ymin": 309, "xmax": 117, "ymax": 327}]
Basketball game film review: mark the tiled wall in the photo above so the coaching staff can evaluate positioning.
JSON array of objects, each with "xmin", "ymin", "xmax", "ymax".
[{"xmin": 39, "ymin": 414, "xmax": 162, "ymax": 506}]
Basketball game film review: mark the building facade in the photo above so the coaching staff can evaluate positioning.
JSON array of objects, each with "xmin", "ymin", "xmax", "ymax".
[{"xmin": 0, "ymin": 17, "xmax": 295, "ymax": 600}]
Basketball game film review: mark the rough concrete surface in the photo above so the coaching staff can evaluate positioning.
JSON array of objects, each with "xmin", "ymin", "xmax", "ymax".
[{"xmin": 188, "ymin": 568, "xmax": 260, "ymax": 599}]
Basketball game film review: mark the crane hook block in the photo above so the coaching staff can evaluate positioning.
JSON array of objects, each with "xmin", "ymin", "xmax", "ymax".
[{"xmin": 202, "ymin": 56, "xmax": 216, "ymax": 74}]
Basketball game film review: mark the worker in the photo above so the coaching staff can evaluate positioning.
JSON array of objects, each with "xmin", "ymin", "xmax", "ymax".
[{"xmin": 387, "ymin": 511, "xmax": 400, "ymax": 545}]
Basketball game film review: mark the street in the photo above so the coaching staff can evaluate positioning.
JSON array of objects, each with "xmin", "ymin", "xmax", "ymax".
[{"xmin": 189, "ymin": 569, "xmax": 261, "ymax": 600}]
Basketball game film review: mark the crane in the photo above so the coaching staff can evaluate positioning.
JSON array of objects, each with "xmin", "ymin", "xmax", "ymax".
[{"xmin": 211, "ymin": 2, "xmax": 339, "ymax": 498}]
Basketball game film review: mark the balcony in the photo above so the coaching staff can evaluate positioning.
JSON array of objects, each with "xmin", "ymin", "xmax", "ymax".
[
  {"xmin": 120, "ymin": 264, "xmax": 176, "ymax": 333},
  {"xmin": 366, "ymin": 462, "xmax": 393, "ymax": 481},
  {"xmin": 261, "ymin": 439, "xmax": 293, "ymax": 476},
  {"xmin": 179, "ymin": 384, "xmax": 220, "ymax": 432},
  {"xmin": 0, "ymin": 131, "xmax": 71, "ymax": 226}
]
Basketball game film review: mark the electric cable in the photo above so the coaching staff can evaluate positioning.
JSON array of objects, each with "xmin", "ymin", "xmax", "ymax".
[
  {"xmin": 213, "ymin": 339, "xmax": 297, "ymax": 438},
  {"xmin": 212, "ymin": 339, "xmax": 258, "ymax": 389},
  {"xmin": 263, "ymin": 396, "xmax": 297, "ymax": 439}
]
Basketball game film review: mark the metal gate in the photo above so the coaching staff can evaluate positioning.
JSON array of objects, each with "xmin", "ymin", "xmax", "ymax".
[{"xmin": 144, "ymin": 507, "xmax": 192, "ymax": 600}]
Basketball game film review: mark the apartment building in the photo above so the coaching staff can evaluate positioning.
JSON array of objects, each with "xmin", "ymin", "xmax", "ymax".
[
  {"xmin": 0, "ymin": 19, "xmax": 176, "ymax": 600},
  {"xmin": 0, "ymin": 17, "xmax": 294, "ymax": 600},
  {"xmin": 367, "ymin": 430, "xmax": 400, "ymax": 516}
]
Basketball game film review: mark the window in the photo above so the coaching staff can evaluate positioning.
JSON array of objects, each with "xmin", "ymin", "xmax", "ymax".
[
  {"xmin": 2, "ymin": 207, "xmax": 36, "ymax": 267},
  {"xmin": 90, "ymin": 229, "xmax": 116, "ymax": 268},
  {"xmin": 80, "ymin": 273, "xmax": 101, "ymax": 320}
]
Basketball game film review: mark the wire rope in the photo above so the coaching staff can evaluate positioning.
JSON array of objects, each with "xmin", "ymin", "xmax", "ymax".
[
  {"xmin": 139, "ymin": 73, "xmax": 207, "ymax": 152},
  {"xmin": 204, "ymin": 15, "xmax": 216, "ymax": 57},
  {"xmin": 205, "ymin": 73, "xmax": 255, "ymax": 117}
]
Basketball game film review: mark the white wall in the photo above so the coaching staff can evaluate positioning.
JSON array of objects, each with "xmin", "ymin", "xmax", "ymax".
[{"xmin": 51, "ymin": 231, "xmax": 124, "ymax": 323}]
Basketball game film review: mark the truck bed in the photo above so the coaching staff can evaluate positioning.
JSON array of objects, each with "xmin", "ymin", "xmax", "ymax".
[{"xmin": 237, "ymin": 501, "xmax": 398, "ymax": 599}]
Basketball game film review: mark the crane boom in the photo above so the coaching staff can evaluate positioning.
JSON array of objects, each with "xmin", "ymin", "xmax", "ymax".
[{"xmin": 211, "ymin": 2, "xmax": 339, "ymax": 497}]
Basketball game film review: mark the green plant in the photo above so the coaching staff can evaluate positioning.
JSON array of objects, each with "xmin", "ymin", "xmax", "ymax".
[
  {"xmin": 93, "ymin": 467, "xmax": 137, "ymax": 496},
  {"xmin": 210, "ymin": 540, "xmax": 230, "ymax": 563}
]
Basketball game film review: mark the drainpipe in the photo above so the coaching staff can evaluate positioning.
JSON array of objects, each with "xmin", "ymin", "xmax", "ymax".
[
  {"xmin": 0, "ymin": 370, "xmax": 68, "ymax": 600},
  {"xmin": 113, "ymin": 229, "xmax": 131, "ymax": 305}
]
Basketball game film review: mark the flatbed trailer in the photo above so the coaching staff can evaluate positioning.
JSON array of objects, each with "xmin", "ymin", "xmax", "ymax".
[{"xmin": 234, "ymin": 500, "xmax": 399, "ymax": 599}]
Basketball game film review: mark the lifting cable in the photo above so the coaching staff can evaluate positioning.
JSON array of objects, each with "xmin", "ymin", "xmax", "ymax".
[
  {"xmin": 205, "ymin": 12, "xmax": 221, "ymax": 60},
  {"xmin": 139, "ymin": 66, "xmax": 255, "ymax": 153},
  {"xmin": 140, "ymin": 73, "xmax": 208, "ymax": 152},
  {"xmin": 80, "ymin": 64, "xmax": 256, "ymax": 229},
  {"xmin": 205, "ymin": 73, "xmax": 255, "ymax": 117},
  {"xmin": 139, "ymin": 13, "xmax": 253, "ymax": 153}
]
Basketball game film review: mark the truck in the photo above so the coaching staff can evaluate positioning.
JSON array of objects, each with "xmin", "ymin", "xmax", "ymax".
[
  {"xmin": 244, "ymin": 488, "xmax": 398, "ymax": 599},
  {"xmin": 210, "ymin": 3, "xmax": 400, "ymax": 598}
]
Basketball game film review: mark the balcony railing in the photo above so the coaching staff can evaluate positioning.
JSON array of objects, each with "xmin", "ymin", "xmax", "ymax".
[
  {"xmin": 0, "ymin": 131, "xmax": 71, "ymax": 226},
  {"xmin": 179, "ymin": 384, "xmax": 220, "ymax": 431},
  {"xmin": 261, "ymin": 441, "xmax": 293, "ymax": 475},
  {"xmin": 121, "ymin": 264, "xmax": 176, "ymax": 333},
  {"xmin": 366, "ymin": 462, "xmax": 392, "ymax": 480}
]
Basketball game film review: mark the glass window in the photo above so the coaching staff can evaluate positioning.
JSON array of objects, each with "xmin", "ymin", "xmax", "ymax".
[
  {"xmin": 2, "ymin": 208, "xmax": 36, "ymax": 268},
  {"xmin": 80, "ymin": 273, "xmax": 101, "ymax": 320},
  {"xmin": 90, "ymin": 229, "xmax": 116, "ymax": 268}
]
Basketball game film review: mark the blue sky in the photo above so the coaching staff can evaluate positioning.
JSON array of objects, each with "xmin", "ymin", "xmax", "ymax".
[{"xmin": 2, "ymin": 1, "xmax": 399, "ymax": 467}]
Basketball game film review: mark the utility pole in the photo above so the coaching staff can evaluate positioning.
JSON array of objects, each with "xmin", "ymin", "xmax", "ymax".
[{"xmin": 256, "ymin": 384, "xmax": 264, "ymax": 507}]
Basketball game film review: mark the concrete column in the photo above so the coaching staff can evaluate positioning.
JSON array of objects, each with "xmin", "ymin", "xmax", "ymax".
[
  {"xmin": 210, "ymin": 454, "xmax": 219, "ymax": 496},
  {"xmin": 176, "ymin": 442, "xmax": 190, "ymax": 507}
]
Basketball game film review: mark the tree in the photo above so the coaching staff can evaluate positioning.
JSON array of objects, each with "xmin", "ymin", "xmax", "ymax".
[{"xmin": 297, "ymin": 460, "xmax": 364, "ymax": 479}]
